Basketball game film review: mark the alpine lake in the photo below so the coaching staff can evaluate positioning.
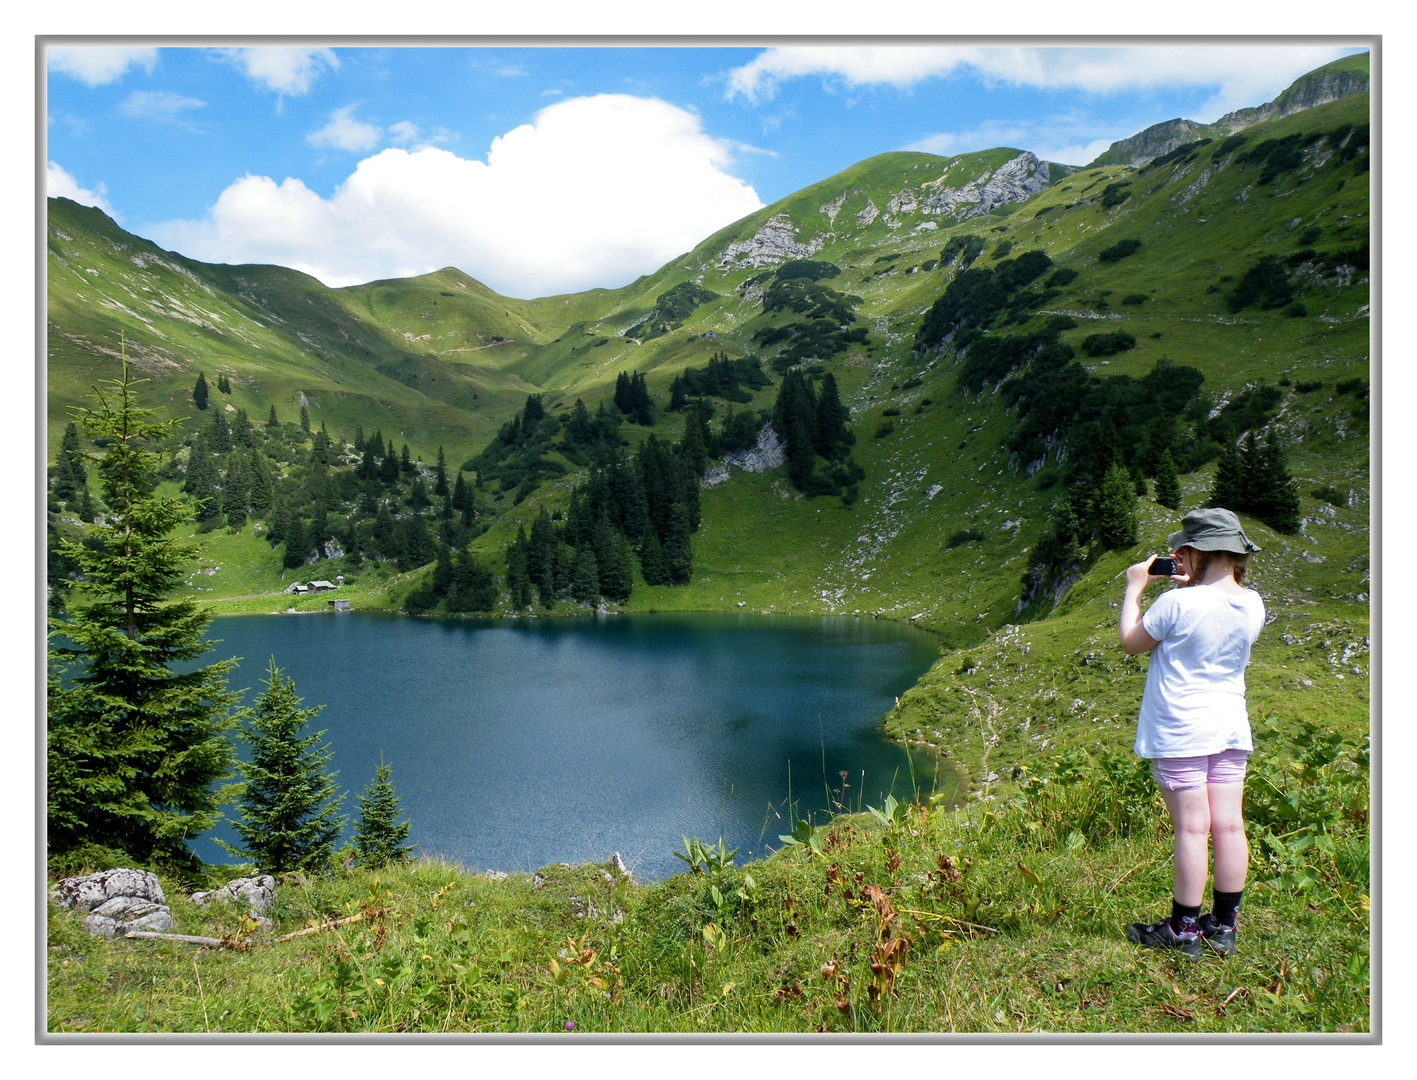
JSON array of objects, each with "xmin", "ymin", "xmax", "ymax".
[{"xmin": 194, "ymin": 611, "xmax": 964, "ymax": 881}]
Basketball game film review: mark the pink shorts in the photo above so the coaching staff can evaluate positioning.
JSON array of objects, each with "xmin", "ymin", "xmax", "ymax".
[{"xmin": 1149, "ymin": 749, "xmax": 1250, "ymax": 792}]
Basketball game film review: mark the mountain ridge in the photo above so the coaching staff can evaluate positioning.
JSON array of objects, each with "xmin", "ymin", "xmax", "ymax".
[{"xmin": 1087, "ymin": 51, "xmax": 1370, "ymax": 168}]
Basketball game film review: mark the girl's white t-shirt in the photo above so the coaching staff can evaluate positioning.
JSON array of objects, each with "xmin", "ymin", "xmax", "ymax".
[{"xmin": 1135, "ymin": 584, "xmax": 1266, "ymax": 759}]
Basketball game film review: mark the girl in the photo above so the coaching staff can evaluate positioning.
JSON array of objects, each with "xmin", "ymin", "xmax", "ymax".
[{"xmin": 1117, "ymin": 507, "xmax": 1264, "ymax": 958}]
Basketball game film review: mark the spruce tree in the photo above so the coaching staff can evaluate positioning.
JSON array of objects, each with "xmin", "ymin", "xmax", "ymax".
[
  {"xmin": 222, "ymin": 451, "xmax": 250, "ymax": 529},
  {"xmin": 193, "ymin": 371, "xmax": 209, "ymax": 410},
  {"xmin": 283, "ymin": 516, "xmax": 310, "ymax": 569},
  {"xmin": 434, "ymin": 446, "xmax": 450, "ymax": 500},
  {"xmin": 209, "ymin": 408, "xmax": 231, "ymax": 453},
  {"xmin": 1253, "ymin": 433, "xmax": 1302, "ymax": 534},
  {"xmin": 47, "ymin": 358, "xmax": 238, "ymax": 863},
  {"xmin": 1208, "ymin": 442, "xmax": 1246, "ymax": 511},
  {"xmin": 248, "ymin": 449, "xmax": 273, "ymax": 517},
  {"xmin": 267, "ymin": 404, "xmax": 279, "ymax": 428},
  {"xmin": 352, "ymin": 755, "xmax": 413, "ymax": 868},
  {"xmin": 570, "ymin": 546, "xmax": 600, "ymax": 604},
  {"xmin": 299, "ymin": 404, "xmax": 311, "ymax": 433},
  {"xmin": 663, "ymin": 503, "xmax": 693, "ymax": 584},
  {"xmin": 53, "ymin": 421, "xmax": 88, "ymax": 502},
  {"xmin": 221, "ymin": 659, "xmax": 346, "ymax": 874},
  {"xmin": 1153, "ymin": 449, "xmax": 1182, "ymax": 511},
  {"xmin": 592, "ymin": 521, "xmax": 633, "ymax": 603},
  {"xmin": 1095, "ymin": 461, "xmax": 1139, "ymax": 549}
]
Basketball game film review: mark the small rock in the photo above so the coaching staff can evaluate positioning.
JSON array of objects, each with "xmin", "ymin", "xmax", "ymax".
[
  {"xmin": 484, "ymin": 870, "xmax": 509, "ymax": 881},
  {"xmin": 191, "ymin": 875, "xmax": 276, "ymax": 917}
]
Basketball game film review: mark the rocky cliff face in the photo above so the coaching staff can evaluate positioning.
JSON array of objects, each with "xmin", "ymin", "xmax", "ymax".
[
  {"xmin": 1214, "ymin": 67, "xmax": 1370, "ymax": 133},
  {"xmin": 915, "ymin": 152, "xmax": 1053, "ymax": 221},
  {"xmin": 718, "ymin": 213, "xmax": 830, "ymax": 269},
  {"xmin": 1089, "ymin": 118, "xmax": 1212, "ymax": 169}
]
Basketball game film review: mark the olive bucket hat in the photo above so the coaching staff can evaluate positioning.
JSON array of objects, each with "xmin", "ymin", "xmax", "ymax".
[{"xmin": 1167, "ymin": 508, "xmax": 1260, "ymax": 554}]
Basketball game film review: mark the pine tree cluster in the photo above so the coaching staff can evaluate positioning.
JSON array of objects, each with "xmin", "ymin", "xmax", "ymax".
[
  {"xmin": 1207, "ymin": 430, "xmax": 1302, "ymax": 534},
  {"xmin": 668, "ymin": 351, "xmax": 771, "ymax": 410},
  {"xmin": 504, "ymin": 420, "xmax": 706, "ymax": 608},
  {"xmin": 770, "ymin": 370, "xmax": 863, "ymax": 500},
  {"xmin": 613, "ymin": 372, "xmax": 654, "ymax": 425}
]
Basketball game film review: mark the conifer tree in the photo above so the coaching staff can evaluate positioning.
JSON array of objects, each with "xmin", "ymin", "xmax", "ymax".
[
  {"xmin": 434, "ymin": 446, "xmax": 450, "ymax": 500},
  {"xmin": 450, "ymin": 548, "xmax": 498, "ymax": 612},
  {"xmin": 248, "ymin": 448, "xmax": 274, "ymax": 517},
  {"xmin": 1208, "ymin": 442, "xmax": 1247, "ymax": 512},
  {"xmin": 352, "ymin": 755, "xmax": 413, "ymax": 868},
  {"xmin": 283, "ymin": 516, "xmax": 310, "ymax": 569},
  {"xmin": 209, "ymin": 408, "xmax": 231, "ymax": 453},
  {"xmin": 592, "ymin": 521, "xmax": 633, "ymax": 602},
  {"xmin": 1239, "ymin": 431, "xmax": 1263, "ymax": 506},
  {"xmin": 639, "ymin": 529, "xmax": 668, "ymax": 586},
  {"xmin": 193, "ymin": 371, "xmax": 209, "ymax": 410},
  {"xmin": 506, "ymin": 525, "xmax": 534, "ymax": 608},
  {"xmin": 570, "ymin": 546, "xmax": 600, "ymax": 604},
  {"xmin": 53, "ymin": 421, "xmax": 88, "ymax": 502},
  {"xmin": 47, "ymin": 358, "xmax": 238, "ymax": 863},
  {"xmin": 1095, "ymin": 461, "xmax": 1139, "ymax": 549},
  {"xmin": 1153, "ymin": 449, "xmax": 1182, "ymax": 510},
  {"xmin": 184, "ymin": 431, "xmax": 222, "ymax": 526},
  {"xmin": 222, "ymin": 451, "xmax": 250, "ymax": 529},
  {"xmin": 813, "ymin": 372, "xmax": 852, "ymax": 459},
  {"xmin": 663, "ymin": 503, "xmax": 693, "ymax": 584},
  {"xmin": 232, "ymin": 408, "xmax": 253, "ymax": 447},
  {"xmin": 221, "ymin": 659, "xmax": 346, "ymax": 874},
  {"xmin": 267, "ymin": 404, "xmax": 279, "ymax": 428},
  {"xmin": 299, "ymin": 404, "xmax": 310, "ymax": 433},
  {"xmin": 1252, "ymin": 433, "xmax": 1302, "ymax": 534}
]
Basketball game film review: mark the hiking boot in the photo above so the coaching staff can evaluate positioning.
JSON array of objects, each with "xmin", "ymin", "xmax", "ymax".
[
  {"xmin": 1196, "ymin": 912, "xmax": 1237, "ymax": 956},
  {"xmin": 1125, "ymin": 917, "xmax": 1201, "ymax": 959}
]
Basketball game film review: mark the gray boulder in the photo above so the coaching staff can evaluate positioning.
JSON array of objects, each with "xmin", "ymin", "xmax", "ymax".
[
  {"xmin": 190, "ymin": 874, "xmax": 276, "ymax": 917},
  {"xmin": 52, "ymin": 869, "xmax": 173, "ymax": 939}
]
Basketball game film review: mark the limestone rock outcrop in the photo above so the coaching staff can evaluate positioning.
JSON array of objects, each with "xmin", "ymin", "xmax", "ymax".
[
  {"xmin": 51, "ymin": 868, "xmax": 174, "ymax": 939},
  {"xmin": 718, "ymin": 214, "xmax": 828, "ymax": 269}
]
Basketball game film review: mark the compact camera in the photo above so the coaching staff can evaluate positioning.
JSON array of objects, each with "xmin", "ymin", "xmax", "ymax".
[{"xmin": 1148, "ymin": 556, "xmax": 1177, "ymax": 576}]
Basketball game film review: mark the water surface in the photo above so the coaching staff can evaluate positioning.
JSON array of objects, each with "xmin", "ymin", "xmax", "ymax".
[{"xmin": 195, "ymin": 612, "xmax": 960, "ymax": 880}]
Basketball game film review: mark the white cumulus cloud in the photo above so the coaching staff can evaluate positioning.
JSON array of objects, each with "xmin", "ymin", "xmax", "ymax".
[
  {"xmin": 47, "ymin": 161, "xmax": 114, "ymax": 215},
  {"xmin": 148, "ymin": 93, "xmax": 765, "ymax": 299},
  {"xmin": 307, "ymin": 105, "xmax": 384, "ymax": 152},
  {"xmin": 726, "ymin": 45, "xmax": 1364, "ymax": 121},
  {"xmin": 219, "ymin": 46, "xmax": 338, "ymax": 96},
  {"xmin": 47, "ymin": 46, "xmax": 159, "ymax": 87}
]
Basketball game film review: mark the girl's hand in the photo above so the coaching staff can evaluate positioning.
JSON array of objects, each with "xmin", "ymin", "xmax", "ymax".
[{"xmin": 1126, "ymin": 556, "xmax": 1160, "ymax": 590}]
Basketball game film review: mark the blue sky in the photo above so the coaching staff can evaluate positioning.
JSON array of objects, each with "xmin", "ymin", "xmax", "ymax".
[{"xmin": 46, "ymin": 43, "xmax": 1369, "ymax": 299}]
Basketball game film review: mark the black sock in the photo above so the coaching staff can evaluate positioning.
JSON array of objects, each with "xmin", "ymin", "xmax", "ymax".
[
  {"xmin": 1169, "ymin": 899, "xmax": 1201, "ymax": 934},
  {"xmin": 1211, "ymin": 890, "xmax": 1243, "ymax": 928}
]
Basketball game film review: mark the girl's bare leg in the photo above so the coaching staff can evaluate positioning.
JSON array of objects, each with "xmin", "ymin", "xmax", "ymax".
[
  {"xmin": 1160, "ymin": 786, "xmax": 1212, "ymax": 907},
  {"xmin": 1207, "ymin": 781, "xmax": 1248, "ymax": 893}
]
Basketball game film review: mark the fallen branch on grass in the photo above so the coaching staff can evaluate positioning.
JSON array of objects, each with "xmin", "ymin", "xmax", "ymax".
[{"xmin": 124, "ymin": 912, "xmax": 367, "ymax": 949}]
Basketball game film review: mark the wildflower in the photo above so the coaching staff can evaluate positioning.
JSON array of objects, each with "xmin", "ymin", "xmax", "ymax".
[{"xmin": 565, "ymin": 1020, "xmax": 575, "ymax": 1031}]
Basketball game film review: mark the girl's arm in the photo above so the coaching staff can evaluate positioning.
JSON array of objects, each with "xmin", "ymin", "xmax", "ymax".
[{"xmin": 1119, "ymin": 557, "xmax": 1163, "ymax": 655}]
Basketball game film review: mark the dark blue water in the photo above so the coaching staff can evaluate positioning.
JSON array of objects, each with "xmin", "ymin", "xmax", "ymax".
[{"xmin": 194, "ymin": 612, "xmax": 959, "ymax": 881}]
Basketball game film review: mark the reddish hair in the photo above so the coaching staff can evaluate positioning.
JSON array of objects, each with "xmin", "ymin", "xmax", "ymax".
[{"xmin": 1184, "ymin": 548, "xmax": 1249, "ymax": 586}]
